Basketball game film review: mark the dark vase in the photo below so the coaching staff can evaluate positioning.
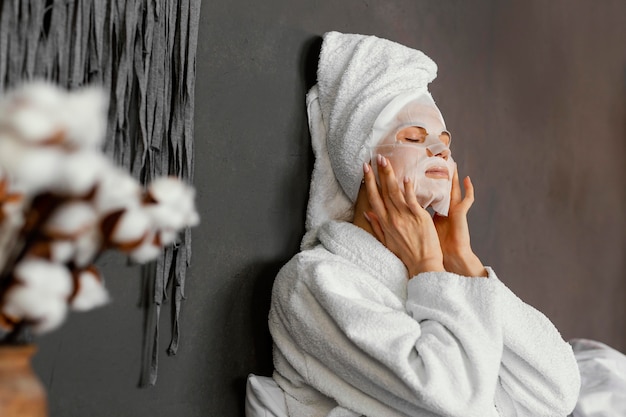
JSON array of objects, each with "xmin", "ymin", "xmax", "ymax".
[{"xmin": 0, "ymin": 344, "xmax": 48, "ymax": 416}]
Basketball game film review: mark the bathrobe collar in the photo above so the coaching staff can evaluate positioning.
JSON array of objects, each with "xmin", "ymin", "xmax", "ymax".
[{"xmin": 317, "ymin": 220, "xmax": 409, "ymax": 300}]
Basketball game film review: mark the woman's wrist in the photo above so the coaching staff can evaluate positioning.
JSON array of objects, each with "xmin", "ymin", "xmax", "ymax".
[
  {"xmin": 407, "ymin": 257, "xmax": 445, "ymax": 277},
  {"xmin": 443, "ymin": 248, "xmax": 487, "ymax": 277}
]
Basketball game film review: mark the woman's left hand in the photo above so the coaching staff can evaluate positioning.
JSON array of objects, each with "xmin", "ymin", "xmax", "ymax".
[{"xmin": 432, "ymin": 167, "xmax": 487, "ymax": 277}]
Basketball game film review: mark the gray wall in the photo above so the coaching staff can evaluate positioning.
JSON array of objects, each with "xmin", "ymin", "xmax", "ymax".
[{"xmin": 33, "ymin": 1, "xmax": 626, "ymax": 416}]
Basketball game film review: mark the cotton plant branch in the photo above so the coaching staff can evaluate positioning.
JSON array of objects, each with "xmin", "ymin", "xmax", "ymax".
[
  {"xmin": 0, "ymin": 0, "xmax": 201, "ymax": 386},
  {"xmin": 0, "ymin": 83, "xmax": 199, "ymax": 381}
]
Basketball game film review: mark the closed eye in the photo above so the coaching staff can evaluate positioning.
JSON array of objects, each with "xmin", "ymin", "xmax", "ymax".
[{"xmin": 396, "ymin": 126, "xmax": 427, "ymax": 143}]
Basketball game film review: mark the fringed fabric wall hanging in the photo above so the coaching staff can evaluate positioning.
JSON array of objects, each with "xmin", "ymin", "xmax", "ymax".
[{"xmin": 0, "ymin": 0, "xmax": 201, "ymax": 386}]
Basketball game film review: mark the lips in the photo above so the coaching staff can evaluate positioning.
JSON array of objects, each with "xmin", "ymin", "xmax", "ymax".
[{"xmin": 425, "ymin": 165, "xmax": 449, "ymax": 179}]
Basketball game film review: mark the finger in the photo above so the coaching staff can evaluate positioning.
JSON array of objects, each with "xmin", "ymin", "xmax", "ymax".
[
  {"xmin": 450, "ymin": 164, "xmax": 462, "ymax": 204},
  {"xmin": 377, "ymin": 155, "xmax": 405, "ymax": 210},
  {"xmin": 403, "ymin": 176, "xmax": 423, "ymax": 216},
  {"xmin": 363, "ymin": 162, "xmax": 387, "ymax": 217},
  {"xmin": 458, "ymin": 176, "xmax": 475, "ymax": 212},
  {"xmin": 364, "ymin": 211, "xmax": 385, "ymax": 245}
]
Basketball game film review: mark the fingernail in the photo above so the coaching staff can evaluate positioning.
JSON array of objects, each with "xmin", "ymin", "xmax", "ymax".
[
  {"xmin": 363, "ymin": 211, "xmax": 371, "ymax": 222},
  {"xmin": 363, "ymin": 163, "xmax": 370, "ymax": 174},
  {"xmin": 404, "ymin": 176, "xmax": 410, "ymax": 183},
  {"xmin": 378, "ymin": 155, "xmax": 387, "ymax": 167},
  {"xmin": 377, "ymin": 154, "xmax": 383, "ymax": 165}
]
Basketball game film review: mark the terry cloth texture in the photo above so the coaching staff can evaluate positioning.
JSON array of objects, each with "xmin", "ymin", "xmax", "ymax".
[
  {"xmin": 269, "ymin": 220, "xmax": 581, "ymax": 417},
  {"xmin": 302, "ymin": 31, "xmax": 438, "ymax": 248},
  {"xmin": 0, "ymin": 0, "xmax": 201, "ymax": 386}
]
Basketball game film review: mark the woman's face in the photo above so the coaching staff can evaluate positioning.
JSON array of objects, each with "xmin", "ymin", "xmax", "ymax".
[{"xmin": 369, "ymin": 96, "xmax": 456, "ymax": 215}]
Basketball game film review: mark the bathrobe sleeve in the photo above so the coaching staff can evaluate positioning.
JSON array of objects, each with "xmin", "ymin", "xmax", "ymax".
[
  {"xmin": 491, "ymin": 275, "xmax": 581, "ymax": 417},
  {"xmin": 270, "ymin": 248, "xmax": 581, "ymax": 417},
  {"xmin": 270, "ymin": 249, "xmax": 504, "ymax": 417}
]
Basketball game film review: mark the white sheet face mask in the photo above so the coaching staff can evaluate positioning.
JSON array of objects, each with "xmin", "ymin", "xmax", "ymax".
[{"xmin": 369, "ymin": 93, "xmax": 455, "ymax": 216}]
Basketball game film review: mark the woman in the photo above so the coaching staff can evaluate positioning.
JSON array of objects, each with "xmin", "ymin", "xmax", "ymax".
[{"xmin": 263, "ymin": 32, "xmax": 580, "ymax": 417}]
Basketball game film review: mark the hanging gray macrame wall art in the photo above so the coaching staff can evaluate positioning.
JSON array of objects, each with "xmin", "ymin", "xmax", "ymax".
[{"xmin": 0, "ymin": 0, "xmax": 201, "ymax": 386}]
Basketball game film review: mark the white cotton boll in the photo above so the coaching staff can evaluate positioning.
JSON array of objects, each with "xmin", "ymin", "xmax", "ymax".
[
  {"xmin": 0, "ymin": 133, "xmax": 18, "ymax": 157},
  {"xmin": 148, "ymin": 177, "xmax": 187, "ymax": 204},
  {"xmin": 70, "ymin": 269, "xmax": 110, "ymax": 312},
  {"xmin": 109, "ymin": 207, "xmax": 151, "ymax": 246},
  {"xmin": 73, "ymin": 227, "xmax": 102, "ymax": 267},
  {"xmin": 1, "ymin": 286, "xmax": 68, "ymax": 334},
  {"xmin": 129, "ymin": 233, "xmax": 161, "ymax": 263},
  {"xmin": 11, "ymin": 81, "xmax": 65, "ymax": 110},
  {"xmin": 14, "ymin": 147, "xmax": 64, "ymax": 192},
  {"xmin": 170, "ymin": 187, "xmax": 200, "ymax": 228},
  {"xmin": 0, "ymin": 82, "xmax": 108, "ymax": 149},
  {"xmin": 144, "ymin": 204, "xmax": 186, "ymax": 230},
  {"xmin": 0, "ymin": 82, "xmax": 66, "ymax": 144},
  {"xmin": 146, "ymin": 177, "xmax": 199, "ymax": 229},
  {"xmin": 159, "ymin": 229, "xmax": 179, "ymax": 246},
  {"xmin": 61, "ymin": 87, "xmax": 108, "ymax": 149},
  {"xmin": 31, "ymin": 300, "xmax": 68, "ymax": 334},
  {"xmin": 10, "ymin": 106, "xmax": 60, "ymax": 144},
  {"xmin": 94, "ymin": 166, "xmax": 142, "ymax": 214},
  {"xmin": 0, "ymin": 136, "xmax": 64, "ymax": 194},
  {"xmin": 187, "ymin": 209, "xmax": 200, "ymax": 228},
  {"xmin": 1, "ymin": 286, "xmax": 38, "ymax": 320},
  {"xmin": 49, "ymin": 240, "xmax": 76, "ymax": 264},
  {"xmin": 53, "ymin": 151, "xmax": 107, "ymax": 195},
  {"xmin": 2, "ymin": 286, "xmax": 41, "ymax": 320},
  {"xmin": 0, "ymin": 137, "xmax": 65, "ymax": 195},
  {"xmin": 44, "ymin": 201, "xmax": 97, "ymax": 240},
  {"xmin": 14, "ymin": 258, "xmax": 73, "ymax": 297}
]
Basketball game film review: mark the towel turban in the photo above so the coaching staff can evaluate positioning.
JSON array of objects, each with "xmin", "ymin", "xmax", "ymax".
[
  {"xmin": 317, "ymin": 31, "xmax": 439, "ymax": 202},
  {"xmin": 303, "ymin": 31, "xmax": 441, "ymax": 248}
]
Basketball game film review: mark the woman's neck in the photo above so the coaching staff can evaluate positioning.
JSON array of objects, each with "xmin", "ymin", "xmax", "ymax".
[{"xmin": 351, "ymin": 184, "xmax": 377, "ymax": 238}]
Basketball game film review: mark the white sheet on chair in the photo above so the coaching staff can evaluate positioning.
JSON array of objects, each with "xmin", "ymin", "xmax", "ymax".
[
  {"xmin": 570, "ymin": 338, "xmax": 626, "ymax": 417},
  {"xmin": 246, "ymin": 374, "xmax": 289, "ymax": 417}
]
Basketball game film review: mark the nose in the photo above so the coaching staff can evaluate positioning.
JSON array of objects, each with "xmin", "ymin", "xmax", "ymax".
[
  {"xmin": 426, "ymin": 148, "xmax": 450, "ymax": 160},
  {"xmin": 425, "ymin": 139, "xmax": 450, "ymax": 160}
]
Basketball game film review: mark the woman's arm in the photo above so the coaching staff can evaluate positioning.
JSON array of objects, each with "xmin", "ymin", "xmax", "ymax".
[{"xmin": 432, "ymin": 171, "xmax": 580, "ymax": 415}]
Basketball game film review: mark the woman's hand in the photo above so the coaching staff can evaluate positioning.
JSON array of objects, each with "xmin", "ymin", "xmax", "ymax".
[
  {"xmin": 432, "ymin": 168, "xmax": 487, "ymax": 277},
  {"xmin": 362, "ymin": 155, "xmax": 444, "ymax": 277}
]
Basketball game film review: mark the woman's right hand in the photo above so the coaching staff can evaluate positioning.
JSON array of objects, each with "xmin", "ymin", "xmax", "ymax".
[
  {"xmin": 362, "ymin": 155, "xmax": 444, "ymax": 277},
  {"xmin": 432, "ymin": 167, "xmax": 487, "ymax": 277}
]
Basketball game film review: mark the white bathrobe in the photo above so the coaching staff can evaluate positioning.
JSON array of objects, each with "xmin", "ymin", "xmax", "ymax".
[{"xmin": 269, "ymin": 221, "xmax": 580, "ymax": 417}]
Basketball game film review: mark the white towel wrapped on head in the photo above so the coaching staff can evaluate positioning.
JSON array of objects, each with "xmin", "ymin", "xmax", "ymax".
[{"xmin": 302, "ymin": 31, "xmax": 438, "ymax": 248}]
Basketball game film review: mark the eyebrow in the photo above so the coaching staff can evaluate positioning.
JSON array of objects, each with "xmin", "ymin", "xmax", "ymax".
[{"xmin": 404, "ymin": 126, "xmax": 427, "ymax": 134}]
